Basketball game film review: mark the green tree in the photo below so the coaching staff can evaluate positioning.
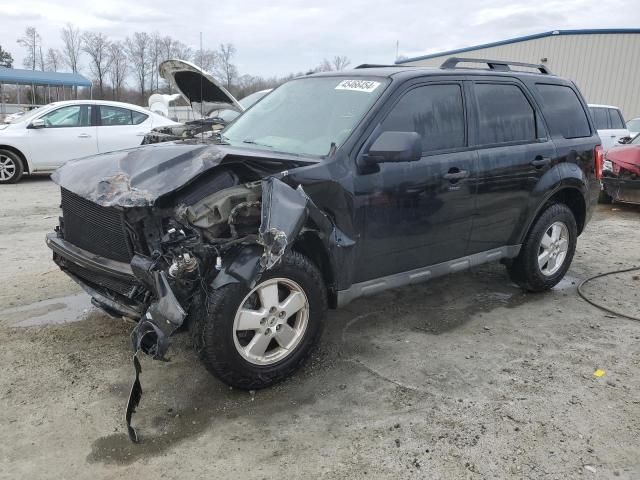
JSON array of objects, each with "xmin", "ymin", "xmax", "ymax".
[{"xmin": 0, "ymin": 45, "xmax": 14, "ymax": 68}]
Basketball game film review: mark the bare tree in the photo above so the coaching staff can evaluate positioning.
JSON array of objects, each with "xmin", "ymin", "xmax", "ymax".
[
  {"xmin": 213, "ymin": 43, "xmax": 238, "ymax": 89},
  {"xmin": 194, "ymin": 48, "xmax": 217, "ymax": 72},
  {"xmin": 332, "ymin": 55, "xmax": 351, "ymax": 71},
  {"xmin": 125, "ymin": 32, "xmax": 152, "ymax": 101},
  {"xmin": 45, "ymin": 48, "xmax": 63, "ymax": 71},
  {"xmin": 108, "ymin": 42, "xmax": 128, "ymax": 101},
  {"xmin": 149, "ymin": 32, "xmax": 162, "ymax": 92},
  {"xmin": 160, "ymin": 36, "xmax": 191, "ymax": 62},
  {"xmin": 17, "ymin": 27, "xmax": 42, "ymax": 70},
  {"xmin": 315, "ymin": 58, "xmax": 333, "ymax": 72},
  {"xmin": 60, "ymin": 24, "xmax": 82, "ymax": 73},
  {"xmin": 82, "ymin": 32, "xmax": 112, "ymax": 99}
]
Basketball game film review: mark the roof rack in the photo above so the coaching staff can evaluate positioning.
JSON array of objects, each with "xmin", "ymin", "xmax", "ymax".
[
  {"xmin": 354, "ymin": 64, "xmax": 408, "ymax": 69},
  {"xmin": 440, "ymin": 57, "xmax": 552, "ymax": 75}
]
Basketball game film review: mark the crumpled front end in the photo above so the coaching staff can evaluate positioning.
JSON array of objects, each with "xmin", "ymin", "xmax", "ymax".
[{"xmin": 48, "ymin": 174, "xmax": 318, "ymax": 361}]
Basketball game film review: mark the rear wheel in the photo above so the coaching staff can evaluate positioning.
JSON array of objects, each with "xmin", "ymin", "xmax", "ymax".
[
  {"xmin": 190, "ymin": 251, "xmax": 327, "ymax": 389},
  {"xmin": 507, "ymin": 203, "xmax": 577, "ymax": 292},
  {"xmin": 0, "ymin": 150, "xmax": 24, "ymax": 184}
]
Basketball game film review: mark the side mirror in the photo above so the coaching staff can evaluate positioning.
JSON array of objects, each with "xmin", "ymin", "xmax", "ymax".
[
  {"xmin": 361, "ymin": 131, "xmax": 422, "ymax": 166},
  {"xmin": 618, "ymin": 136, "xmax": 631, "ymax": 144},
  {"xmin": 28, "ymin": 119, "xmax": 46, "ymax": 129}
]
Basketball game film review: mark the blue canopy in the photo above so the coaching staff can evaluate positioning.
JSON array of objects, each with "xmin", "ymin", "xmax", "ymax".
[{"xmin": 0, "ymin": 67, "xmax": 91, "ymax": 87}]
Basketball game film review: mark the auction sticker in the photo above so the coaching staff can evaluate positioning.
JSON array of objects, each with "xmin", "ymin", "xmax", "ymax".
[{"xmin": 335, "ymin": 79, "xmax": 381, "ymax": 93}]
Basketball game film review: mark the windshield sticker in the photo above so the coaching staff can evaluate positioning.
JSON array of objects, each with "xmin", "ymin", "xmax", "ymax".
[{"xmin": 335, "ymin": 80, "xmax": 381, "ymax": 93}]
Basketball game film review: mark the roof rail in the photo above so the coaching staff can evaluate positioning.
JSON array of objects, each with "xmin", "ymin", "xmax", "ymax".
[
  {"xmin": 354, "ymin": 64, "xmax": 407, "ymax": 69},
  {"xmin": 440, "ymin": 57, "xmax": 552, "ymax": 74}
]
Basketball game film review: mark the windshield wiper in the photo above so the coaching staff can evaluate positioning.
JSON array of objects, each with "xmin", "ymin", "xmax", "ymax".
[{"xmin": 242, "ymin": 138, "xmax": 273, "ymax": 148}]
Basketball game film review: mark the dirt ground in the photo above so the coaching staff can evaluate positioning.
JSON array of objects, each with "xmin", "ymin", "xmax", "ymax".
[{"xmin": 1, "ymin": 176, "xmax": 639, "ymax": 480}]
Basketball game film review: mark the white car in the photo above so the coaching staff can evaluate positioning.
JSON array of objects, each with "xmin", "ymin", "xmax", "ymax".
[
  {"xmin": 626, "ymin": 117, "xmax": 640, "ymax": 138},
  {"xmin": 0, "ymin": 100, "xmax": 178, "ymax": 183},
  {"xmin": 588, "ymin": 104, "xmax": 630, "ymax": 151}
]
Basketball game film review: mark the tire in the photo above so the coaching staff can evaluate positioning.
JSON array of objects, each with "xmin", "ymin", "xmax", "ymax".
[
  {"xmin": 598, "ymin": 189, "xmax": 613, "ymax": 204},
  {"xmin": 0, "ymin": 149, "xmax": 24, "ymax": 184},
  {"xmin": 507, "ymin": 203, "xmax": 577, "ymax": 292},
  {"xmin": 190, "ymin": 251, "xmax": 327, "ymax": 389}
]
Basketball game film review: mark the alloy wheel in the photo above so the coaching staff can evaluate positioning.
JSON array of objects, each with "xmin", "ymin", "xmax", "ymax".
[
  {"xmin": 538, "ymin": 221, "xmax": 569, "ymax": 276},
  {"xmin": 0, "ymin": 155, "xmax": 17, "ymax": 181},
  {"xmin": 232, "ymin": 277, "xmax": 309, "ymax": 365}
]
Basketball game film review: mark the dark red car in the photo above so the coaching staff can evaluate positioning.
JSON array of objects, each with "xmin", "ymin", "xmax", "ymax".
[{"xmin": 602, "ymin": 134, "xmax": 640, "ymax": 204}]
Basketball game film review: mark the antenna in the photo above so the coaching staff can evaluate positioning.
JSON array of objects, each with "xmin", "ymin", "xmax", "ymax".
[{"xmin": 200, "ymin": 31, "xmax": 204, "ymax": 144}]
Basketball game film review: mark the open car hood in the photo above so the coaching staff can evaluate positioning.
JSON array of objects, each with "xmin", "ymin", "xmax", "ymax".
[{"xmin": 159, "ymin": 59, "xmax": 243, "ymax": 117}]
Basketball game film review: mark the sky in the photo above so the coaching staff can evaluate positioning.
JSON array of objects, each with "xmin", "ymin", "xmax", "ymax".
[{"xmin": 1, "ymin": 0, "xmax": 639, "ymax": 78}]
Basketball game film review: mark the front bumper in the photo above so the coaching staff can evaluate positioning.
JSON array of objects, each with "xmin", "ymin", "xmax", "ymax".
[{"xmin": 46, "ymin": 232, "xmax": 144, "ymax": 318}]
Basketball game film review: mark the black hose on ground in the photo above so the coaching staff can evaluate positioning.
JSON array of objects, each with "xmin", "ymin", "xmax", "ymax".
[{"xmin": 577, "ymin": 266, "xmax": 640, "ymax": 322}]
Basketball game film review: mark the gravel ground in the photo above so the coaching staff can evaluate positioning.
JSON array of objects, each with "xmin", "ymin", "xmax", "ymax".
[{"xmin": 1, "ymin": 176, "xmax": 639, "ymax": 479}]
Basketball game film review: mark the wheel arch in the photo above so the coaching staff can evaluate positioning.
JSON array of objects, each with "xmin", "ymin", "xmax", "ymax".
[
  {"xmin": 0, "ymin": 144, "xmax": 30, "ymax": 173},
  {"xmin": 292, "ymin": 231, "xmax": 337, "ymax": 309},
  {"xmin": 520, "ymin": 186, "xmax": 587, "ymax": 244}
]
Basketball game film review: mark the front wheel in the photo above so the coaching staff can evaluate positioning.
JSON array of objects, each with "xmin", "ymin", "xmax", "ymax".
[
  {"xmin": 507, "ymin": 203, "xmax": 577, "ymax": 292},
  {"xmin": 190, "ymin": 251, "xmax": 327, "ymax": 389},
  {"xmin": 0, "ymin": 150, "xmax": 24, "ymax": 184}
]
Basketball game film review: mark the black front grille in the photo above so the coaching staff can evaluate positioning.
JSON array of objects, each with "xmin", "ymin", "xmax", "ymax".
[
  {"xmin": 62, "ymin": 257, "xmax": 138, "ymax": 297},
  {"xmin": 61, "ymin": 188, "xmax": 132, "ymax": 262}
]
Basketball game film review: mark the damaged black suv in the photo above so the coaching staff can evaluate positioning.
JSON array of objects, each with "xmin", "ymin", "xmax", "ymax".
[{"xmin": 47, "ymin": 58, "xmax": 601, "ymax": 391}]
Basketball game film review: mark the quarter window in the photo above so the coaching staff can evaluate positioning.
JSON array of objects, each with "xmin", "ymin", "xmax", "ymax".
[
  {"xmin": 39, "ymin": 105, "xmax": 91, "ymax": 128},
  {"xmin": 379, "ymin": 84, "xmax": 465, "ymax": 153},
  {"xmin": 535, "ymin": 84, "xmax": 591, "ymax": 139},
  {"xmin": 475, "ymin": 83, "xmax": 536, "ymax": 145}
]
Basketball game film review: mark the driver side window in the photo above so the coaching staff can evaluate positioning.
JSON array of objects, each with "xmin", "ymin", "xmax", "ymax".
[
  {"xmin": 40, "ymin": 105, "xmax": 91, "ymax": 128},
  {"xmin": 380, "ymin": 84, "xmax": 466, "ymax": 154}
]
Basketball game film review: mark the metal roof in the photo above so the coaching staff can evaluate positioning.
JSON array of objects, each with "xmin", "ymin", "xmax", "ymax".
[
  {"xmin": 0, "ymin": 67, "xmax": 92, "ymax": 87},
  {"xmin": 396, "ymin": 29, "xmax": 640, "ymax": 64}
]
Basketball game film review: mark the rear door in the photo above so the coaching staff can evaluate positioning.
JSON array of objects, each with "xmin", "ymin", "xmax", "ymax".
[
  {"xmin": 26, "ymin": 104, "xmax": 97, "ymax": 169},
  {"xmin": 96, "ymin": 105, "xmax": 151, "ymax": 153},
  {"xmin": 467, "ymin": 80, "xmax": 557, "ymax": 253}
]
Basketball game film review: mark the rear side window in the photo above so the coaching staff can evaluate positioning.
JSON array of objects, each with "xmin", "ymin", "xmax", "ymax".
[
  {"xmin": 590, "ymin": 107, "xmax": 609, "ymax": 130},
  {"xmin": 475, "ymin": 83, "xmax": 536, "ymax": 145},
  {"xmin": 132, "ymin": 111, "xmax": 149, "ymax": 125},
  {"xmin": 608, "ymin": 108, "xmax": 625, "ymax": 129},
  {"xmin": 380, "ymin": 84, "xmax": 465, "ymax": 153},
  {"xmin": 536, "ymin": 84, "xmax": 591, "ymax": 138},
  {"xmin": 99, "ymin": 106, "xmax": 149, "ymax": 126}
]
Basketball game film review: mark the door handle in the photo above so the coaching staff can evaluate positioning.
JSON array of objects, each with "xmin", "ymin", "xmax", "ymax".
[
  {"xmin": 78, "ymin": 133, "xmax": 91, "ymax": 138},
  {"xmin": 531, "ymin": 156, "xmax": 551, "ymax": 167},
  {"xmin": 443, "ymin": 168, "xmax": 469, "ymax": 181}
]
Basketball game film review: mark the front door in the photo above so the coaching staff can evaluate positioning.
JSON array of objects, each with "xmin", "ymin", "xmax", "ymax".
[
  {"xmin": 353, "ymin": 82, "xmax": 476, "ymax": 283},
  {"xmin": 27, "ymin": 104, "xmax": 97, "ymax": 170}
]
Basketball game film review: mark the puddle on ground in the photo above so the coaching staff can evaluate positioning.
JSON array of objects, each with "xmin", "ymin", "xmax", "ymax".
[
  {"xmin": 552, "ymin": 275, "xmax": 580, "ymax": 291},
  {"xmin": 1, "ymin": 293, "xmax": 94, "ymax": 327}
]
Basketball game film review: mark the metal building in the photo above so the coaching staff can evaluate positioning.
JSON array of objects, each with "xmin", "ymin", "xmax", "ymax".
[{"xmin": 396, "ymin": 29, "xmax": 640, "ymax": 119}]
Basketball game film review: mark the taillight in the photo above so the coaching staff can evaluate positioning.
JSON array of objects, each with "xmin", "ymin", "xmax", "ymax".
[{"xmin": 594, "ymin": 145, "xmax": 604, "ymax": 180}]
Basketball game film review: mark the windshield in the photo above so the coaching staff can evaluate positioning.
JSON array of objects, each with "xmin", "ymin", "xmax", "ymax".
[
  {"xmin": 631, "ymin": 133, "xmax": 640, "ymax": 145},
  {"xmin": 223, "ymin": 76, "xmax": 388, "ymax": 156},
  {"xmin": 627, "ymin": 118, "xmax": 640, "ymax": 132}
]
